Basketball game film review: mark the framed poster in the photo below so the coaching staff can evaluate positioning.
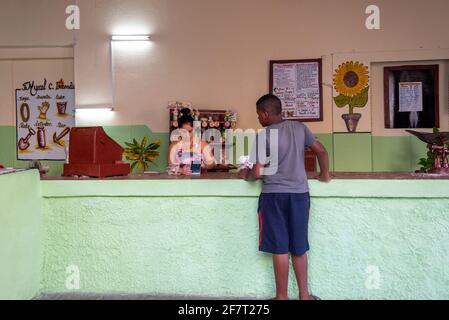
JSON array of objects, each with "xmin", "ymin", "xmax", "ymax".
[
  {"xmin": 270, "ymin": 59, "xmax": 323, "ymax": 122},
  {"xmin": 16, "ymin": 78, "xmax": 75, "ymax": 160}
]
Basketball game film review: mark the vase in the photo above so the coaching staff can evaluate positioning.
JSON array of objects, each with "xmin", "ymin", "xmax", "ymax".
[
  {"xmin": 133, "ymin": 163, "xmax": 145, "ymax": 176},
  {"xmin": 342, "ymin": 113, "xmax": 362, "ymax": 132}
]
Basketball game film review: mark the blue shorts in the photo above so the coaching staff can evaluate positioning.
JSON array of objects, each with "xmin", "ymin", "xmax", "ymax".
[{"xmin": 257, "ymin": 193, "xmax": 310, "ymax": 256}]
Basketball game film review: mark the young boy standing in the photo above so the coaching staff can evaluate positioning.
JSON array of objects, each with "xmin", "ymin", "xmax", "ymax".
[{"xmin": 238, "ymin": 94, "xmax": 331, "ymax": 300}]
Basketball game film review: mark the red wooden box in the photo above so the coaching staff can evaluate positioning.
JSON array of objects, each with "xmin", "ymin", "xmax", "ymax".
[{"xmin": 63, "ymin": 127, "xmax": 130, "ymax": 178}]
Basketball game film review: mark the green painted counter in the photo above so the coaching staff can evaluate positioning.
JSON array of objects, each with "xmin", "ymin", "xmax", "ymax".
[
  {"xmin": 0, "ymin": 170, "xmax": 43, "ymax": 300},
  {"xmin": 39, "ymin": 174, "xmax": 449, "ymax": 299},
  {"xmin": 2, "ymin": 170, "xmax": 449, "ymax": 299}
]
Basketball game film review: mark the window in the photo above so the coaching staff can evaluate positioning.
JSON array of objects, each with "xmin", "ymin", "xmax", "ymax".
[{"xmin": 384, "ymin": 65, "xmax": 439, "ymax": 129}]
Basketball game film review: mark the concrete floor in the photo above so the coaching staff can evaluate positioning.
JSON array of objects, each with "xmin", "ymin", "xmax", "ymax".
[{"xmin": 35, "ymin": 293, "xmax": 258, "ymax": 300}]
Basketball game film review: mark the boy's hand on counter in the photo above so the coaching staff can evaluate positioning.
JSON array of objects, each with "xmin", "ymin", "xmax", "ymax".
[
  {"xmin": 315, "ymin": 172, "xmax": 332, "ymax": 183},
  {"xmin": 237, "ymin": 168, "xmax": 249, "ymax": 180}
]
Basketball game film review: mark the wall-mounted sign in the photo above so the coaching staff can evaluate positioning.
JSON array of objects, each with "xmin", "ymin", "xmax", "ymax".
[
  {"xmin": 270, "ymin": 59, "xmax": 323, "ymax": 122},
  {"xmin": 16, "ymin": 78, "xmax": 75, "ymax": 160},
  {"xmin": 399, "ymin": 82, "xmax": 423, "ymax": 113}
]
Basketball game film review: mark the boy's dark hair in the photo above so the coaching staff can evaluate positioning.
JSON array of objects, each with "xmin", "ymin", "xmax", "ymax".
[
  {"xmin": 178, "ymin": 108, "xmax": 194, "ymax": 127},
  {"xmin": 256, "ymin": 94, "xmax": 282, "ymax": 115}
]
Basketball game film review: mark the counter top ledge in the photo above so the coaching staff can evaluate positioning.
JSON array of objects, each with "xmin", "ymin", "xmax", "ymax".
[
  {"xmin": 40, "ymin": 172, "xmax": 449, "ymax": 199},
  {"xmin": 41, "ymin": 172, "xmax": 449, "ymax": 181}
]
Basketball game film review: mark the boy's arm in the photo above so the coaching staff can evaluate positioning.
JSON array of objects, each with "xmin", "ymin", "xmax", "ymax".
[
  {"xmin": 237, "ymin": 162, "xmax": 264, "ymax": 181},
  {"xmin": 308, "ymin": 140, "xmax": 332, "ymax": 182}
]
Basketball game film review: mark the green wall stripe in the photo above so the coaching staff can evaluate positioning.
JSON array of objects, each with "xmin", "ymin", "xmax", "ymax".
[{"xmin": 0, "ymin": 126, "xmax": 433, "ymax": 175}]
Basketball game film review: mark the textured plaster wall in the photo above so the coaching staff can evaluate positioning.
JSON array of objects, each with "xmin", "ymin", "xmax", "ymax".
[
  {"xmin": 309, "ymin": 197, "xmax": 449, "ymax": 299},
  {"xmin": 0, "ymin": 170, "xmax": 43, "ymax": 299},
  {"xmin": 42, "ymin": 197, "xmax": 275, "ymax": 298},
  {"xmin": 2, "ymin": 170, "xmax": 448, "ymax": 299},
  {"xmin": 41, "ymin": 180, "xmax": 449, "ymax": 299}
]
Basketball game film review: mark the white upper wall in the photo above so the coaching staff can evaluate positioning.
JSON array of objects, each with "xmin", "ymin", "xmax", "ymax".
[
  {"xmin": 0, "ymin": 0, "xmax": 73, "ymax": 47},
  {"xmin": 0, "ymin": 0, "xmax": 448, "ymax": 132}
]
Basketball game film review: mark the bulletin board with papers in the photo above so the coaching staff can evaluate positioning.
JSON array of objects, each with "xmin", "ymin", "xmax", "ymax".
[{"xmin": 270, "ymin": 59, "xmax": 323, "ymax": 122}]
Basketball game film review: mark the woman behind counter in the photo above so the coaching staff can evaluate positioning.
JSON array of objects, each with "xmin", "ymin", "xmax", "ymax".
[{"xmin": 168, "ymin": 108, "xmax": 216, "ymax": 175}]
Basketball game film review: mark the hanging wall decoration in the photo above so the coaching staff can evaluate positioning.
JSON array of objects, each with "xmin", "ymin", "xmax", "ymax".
[
  {"xmin": 16, "ymin": 78, "xmax": 75, "ymax": 160},
  {"xmin": 333, "ymin": 61, "xmax": 370, "ymax": 132}
]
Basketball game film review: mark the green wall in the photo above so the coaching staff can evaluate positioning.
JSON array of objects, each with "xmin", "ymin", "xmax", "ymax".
[
  {"xmin": 0, "ymin": 170, "xmax": 43, "ymax": 300},
  {"xmin": 0, "ymin": 125, "xmax": 169, "ymax": 176},
  {"xmin": 102, "ymin": 125, "xmax": 169, "ymax": 172},
  {"xmin": 40, "ymin": 178, "xmax": 449, "ymax": 299},
  {"xmin": 316, "ymin": 133, "xmax": 427, "ymax": 172},
  {"xmin": 0, "ymin": 125, "xmax": 429, "ymax": 175}
]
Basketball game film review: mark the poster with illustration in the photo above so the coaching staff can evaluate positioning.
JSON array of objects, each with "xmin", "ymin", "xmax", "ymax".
[{"xmin": 16, "ymin": 78, "xmax": 75, "ymax": 160}]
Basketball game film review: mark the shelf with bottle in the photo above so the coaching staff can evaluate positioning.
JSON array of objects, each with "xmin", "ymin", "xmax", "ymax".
[{"xmin": 169, "ymin": 108, "xmax": 238, "ymax": 139}]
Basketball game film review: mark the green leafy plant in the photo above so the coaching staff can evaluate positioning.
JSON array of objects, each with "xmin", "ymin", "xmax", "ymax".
[
  {"xmin": 417, "ymin": 127, "xmax": 449, "ymax": 172},
  {"xmin": 123, "ymin": 136, "xmax": 161, "ymax": 173},
  {"xmin": 418, "ymin": 151, "xmax": 434, "ymax": 173}
]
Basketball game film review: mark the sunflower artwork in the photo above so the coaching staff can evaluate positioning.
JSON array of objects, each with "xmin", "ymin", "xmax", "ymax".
[
  {"xmin": 333, "ymin": 61, "xmax": 370, "ymax": 132},
  {"xmin": 123, "ymin": 136, "xmax": 161, "ymax": 173}
]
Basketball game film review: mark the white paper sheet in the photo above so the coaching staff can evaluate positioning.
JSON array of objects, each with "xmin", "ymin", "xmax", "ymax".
[{"xmin": 399, "ymin": 82, "xmax": 423, "ymax": 113}]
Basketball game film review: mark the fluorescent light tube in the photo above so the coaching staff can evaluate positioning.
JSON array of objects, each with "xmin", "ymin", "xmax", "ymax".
[
  {"xmin": 111, "ymin": 35, "xmax": 151, "ymax": 41},
  {"xmin": 75, "ymin": 108, "xmax": 113, "ymax": 113}
]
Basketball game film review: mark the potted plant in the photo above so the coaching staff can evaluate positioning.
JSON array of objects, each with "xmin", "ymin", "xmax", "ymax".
[
  {"xmin": 333, "ymin": 61, "xmax": 370, "ymax": 132},
  {"xmin": 409, "ymin": 127, "xmax": 449, "ymax": 174},
  {"xmin": 123, "ymin": 136, "xmax": 161, "ymax": 173}
]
